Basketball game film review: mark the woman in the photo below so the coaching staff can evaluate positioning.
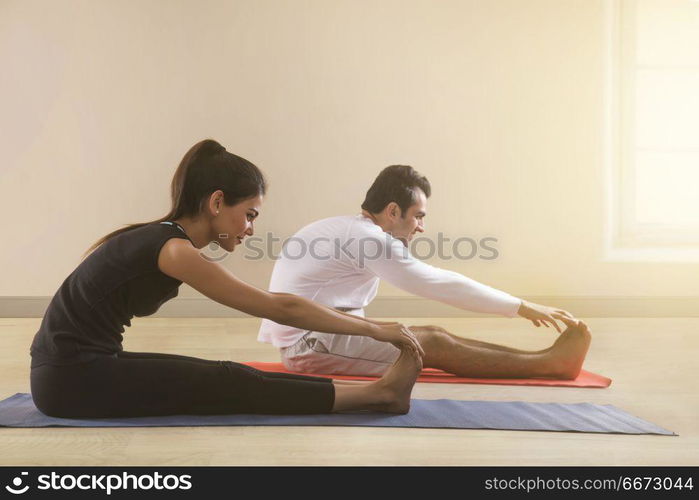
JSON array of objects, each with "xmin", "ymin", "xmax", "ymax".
[{"xmin": 29, "ymin": 139, "xmax": 424, "ymax": 418}]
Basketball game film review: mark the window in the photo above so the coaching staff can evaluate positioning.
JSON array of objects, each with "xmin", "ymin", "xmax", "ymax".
[{"xmin": 605, "ymin": 0, "xmax": 699, "ymax": 261}]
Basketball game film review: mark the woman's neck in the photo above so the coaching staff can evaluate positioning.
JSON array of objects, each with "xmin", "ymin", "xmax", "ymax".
[{"xmin": 171, "ymin": 217, "xmax": 212, "ymax": 249}]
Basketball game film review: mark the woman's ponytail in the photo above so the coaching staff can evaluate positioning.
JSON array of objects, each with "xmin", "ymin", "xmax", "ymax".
[{"xmin": 82, "ymin": 139, "xmax": 266, "ymax": 259}]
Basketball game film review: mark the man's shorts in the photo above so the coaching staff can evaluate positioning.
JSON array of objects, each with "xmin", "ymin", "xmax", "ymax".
[{"xmin": 280, "ymin": 331, "xmax": 401, "ymax": 377}]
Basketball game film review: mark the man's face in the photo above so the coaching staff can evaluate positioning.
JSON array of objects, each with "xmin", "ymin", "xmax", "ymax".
[{"xmin": 389, "ymin": 189, "xmax": 427, "ymax": 245}]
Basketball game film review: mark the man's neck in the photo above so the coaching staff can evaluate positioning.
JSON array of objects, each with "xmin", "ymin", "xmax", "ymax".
[
  {"xmin": 360, "ymin": 210, "xmax": 408, "ymax": 248},
  {"xmin": 360, "ymin": 210, "xmax": 388, "ymax": 232}
]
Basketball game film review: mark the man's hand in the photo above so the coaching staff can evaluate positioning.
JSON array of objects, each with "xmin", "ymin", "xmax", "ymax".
[{"xmin": 517, "ymin": 300, "xmax": 576, "ymax": 334}]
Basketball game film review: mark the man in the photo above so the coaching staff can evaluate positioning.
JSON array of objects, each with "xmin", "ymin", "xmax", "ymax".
[{"xmin": 258, "ymin": 166, "xmax": 591, "ymax": 379}]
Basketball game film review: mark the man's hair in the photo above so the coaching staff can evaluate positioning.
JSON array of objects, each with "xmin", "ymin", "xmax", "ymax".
[{"xmin": 361, "ymin": 165, "xmax": 431, "ymax": 216}]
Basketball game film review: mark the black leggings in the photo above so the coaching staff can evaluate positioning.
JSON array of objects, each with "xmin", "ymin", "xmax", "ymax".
[{"xmin": 30, "ymin": 351, "xmax": 335, "ymax": 418}]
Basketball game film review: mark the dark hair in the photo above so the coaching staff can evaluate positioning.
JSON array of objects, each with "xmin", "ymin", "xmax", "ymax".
[
  {"xmin": 82, "ymin": 139, "xmax": 266, "ymax": 259},
  {"xmin": 360, "ymin": 165, "xmax": 431, "ymax": 216}
]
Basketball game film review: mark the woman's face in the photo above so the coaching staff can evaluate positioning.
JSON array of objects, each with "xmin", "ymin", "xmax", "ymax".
[{"xmin": 212, "ymin": 194, "xmax": 263, "ymax": 252}]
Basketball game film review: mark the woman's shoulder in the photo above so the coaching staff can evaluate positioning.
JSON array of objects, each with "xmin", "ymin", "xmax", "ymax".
[
  {"xmin": 110, "ymin": 221, "xmax": 192, "ymax": 246},
  {"xmin": 89, "ymin": 221, "xmax": 194, "ymax": 275},
  {"xmin": 156, "ymin": 235, "xmax": 198, "ymax": 280}
]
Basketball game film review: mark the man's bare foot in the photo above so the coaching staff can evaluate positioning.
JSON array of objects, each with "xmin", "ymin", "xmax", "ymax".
[
  {"xmin": 541, "ymin": 319, "xmax": 592, "ymax": 379},
  {"xmin": 369, "ymin": 348, "xmax": 422, "ymax": 414},
  {"xmin": 535, "ymin": 318, "xmax": 582, "ymax": 354}
]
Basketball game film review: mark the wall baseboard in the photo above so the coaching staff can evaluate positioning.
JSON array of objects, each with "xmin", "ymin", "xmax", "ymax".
[{"xmin": 2, "ymin": 296, "xmax": 699, "ymax": 318}]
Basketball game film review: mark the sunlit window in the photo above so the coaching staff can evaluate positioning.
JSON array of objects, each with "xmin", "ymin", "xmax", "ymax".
[{"xmin": 607, "ymin": 0, "xmax": 699, "ymax": 259}]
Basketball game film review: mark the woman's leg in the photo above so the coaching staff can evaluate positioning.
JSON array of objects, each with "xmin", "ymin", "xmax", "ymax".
[
  {"xmin": 31, "ymin": 354, "xmax": 335, "ymax": 418},
  {"xmin": 118, "ymin": 350, "xmax": 335, "ymax": 383},
  {"xmin": 330, "ymin": 348, "xmax": 420, "ymax": 413},
  {"xmin": 30, "ymin": 347, "xmax": 420, "ymax": 418}
]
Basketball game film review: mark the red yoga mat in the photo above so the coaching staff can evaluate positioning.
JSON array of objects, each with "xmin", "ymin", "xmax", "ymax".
[{"xmin": 242, "ymin": 362, "xmax": 612, "ymax": 388}]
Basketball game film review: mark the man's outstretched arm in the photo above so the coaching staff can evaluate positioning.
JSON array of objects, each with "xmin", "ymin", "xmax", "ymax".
[{"xmin": 362, "ymin": 237, "xmax": 574, "ymax": 332}]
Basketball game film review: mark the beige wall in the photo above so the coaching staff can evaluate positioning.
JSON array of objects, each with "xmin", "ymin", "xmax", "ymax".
[{"xmin": 1, "ymin": 0, "xmax": 696, "ymax": 311}]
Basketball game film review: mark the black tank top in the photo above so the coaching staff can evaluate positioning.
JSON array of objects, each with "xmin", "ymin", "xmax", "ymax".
[{"xmin": 29, "ymin": 221, "xmax": 193, "ymax": 368}]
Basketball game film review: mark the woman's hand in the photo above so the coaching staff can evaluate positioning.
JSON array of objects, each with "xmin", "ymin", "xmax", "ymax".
[
  {"xmin": 371, "ymin": 323, "xmax": 425, "ymax": 358},
  {"xmin": 517, "ymin": 300, "xmax": 577, "ymax": 334}
]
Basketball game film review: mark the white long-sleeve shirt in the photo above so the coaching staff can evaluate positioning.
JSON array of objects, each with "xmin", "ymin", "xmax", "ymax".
[{"xmin": 258, "ymin": 215, "xmax": 522, "ymax": 347}]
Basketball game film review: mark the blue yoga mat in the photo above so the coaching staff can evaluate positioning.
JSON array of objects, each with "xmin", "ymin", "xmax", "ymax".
[{"xmin": 0, "ymin": 393, "xmax": 675, "ymax": 435}]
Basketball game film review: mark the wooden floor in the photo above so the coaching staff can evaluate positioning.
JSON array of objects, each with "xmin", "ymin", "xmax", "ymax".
[{"xmin": 0, "ymin": 317, "xmax": 696, "ymax": 466}]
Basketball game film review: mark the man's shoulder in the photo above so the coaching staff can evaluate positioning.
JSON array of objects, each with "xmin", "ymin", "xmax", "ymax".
[{"xmin": 295, "ymin": 214, "xmax": 369, "ymax": 235}]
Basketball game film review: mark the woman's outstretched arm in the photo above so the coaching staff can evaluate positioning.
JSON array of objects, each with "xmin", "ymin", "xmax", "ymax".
[{"xmin": 157, "ymin": 238, "xmax": 423, "ymax": 356}]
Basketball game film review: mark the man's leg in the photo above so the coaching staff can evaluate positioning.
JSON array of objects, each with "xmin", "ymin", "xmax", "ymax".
[
  {"xmin": 409, "ymin": 321, "xmax": 591, "ymax": 380},
  {"xmin": 415, "ymin": 327, "xmax": 553, "ymax": 354}
]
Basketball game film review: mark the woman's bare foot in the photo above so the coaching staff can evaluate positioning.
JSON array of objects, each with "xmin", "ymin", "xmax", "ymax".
[
  {"xmin": 541, "ymin": 319, "xmax": 592, "ymax": 379},
  {"xmin": 369, "ymin": 348, "xmax": 422, "ymax": 414}
]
